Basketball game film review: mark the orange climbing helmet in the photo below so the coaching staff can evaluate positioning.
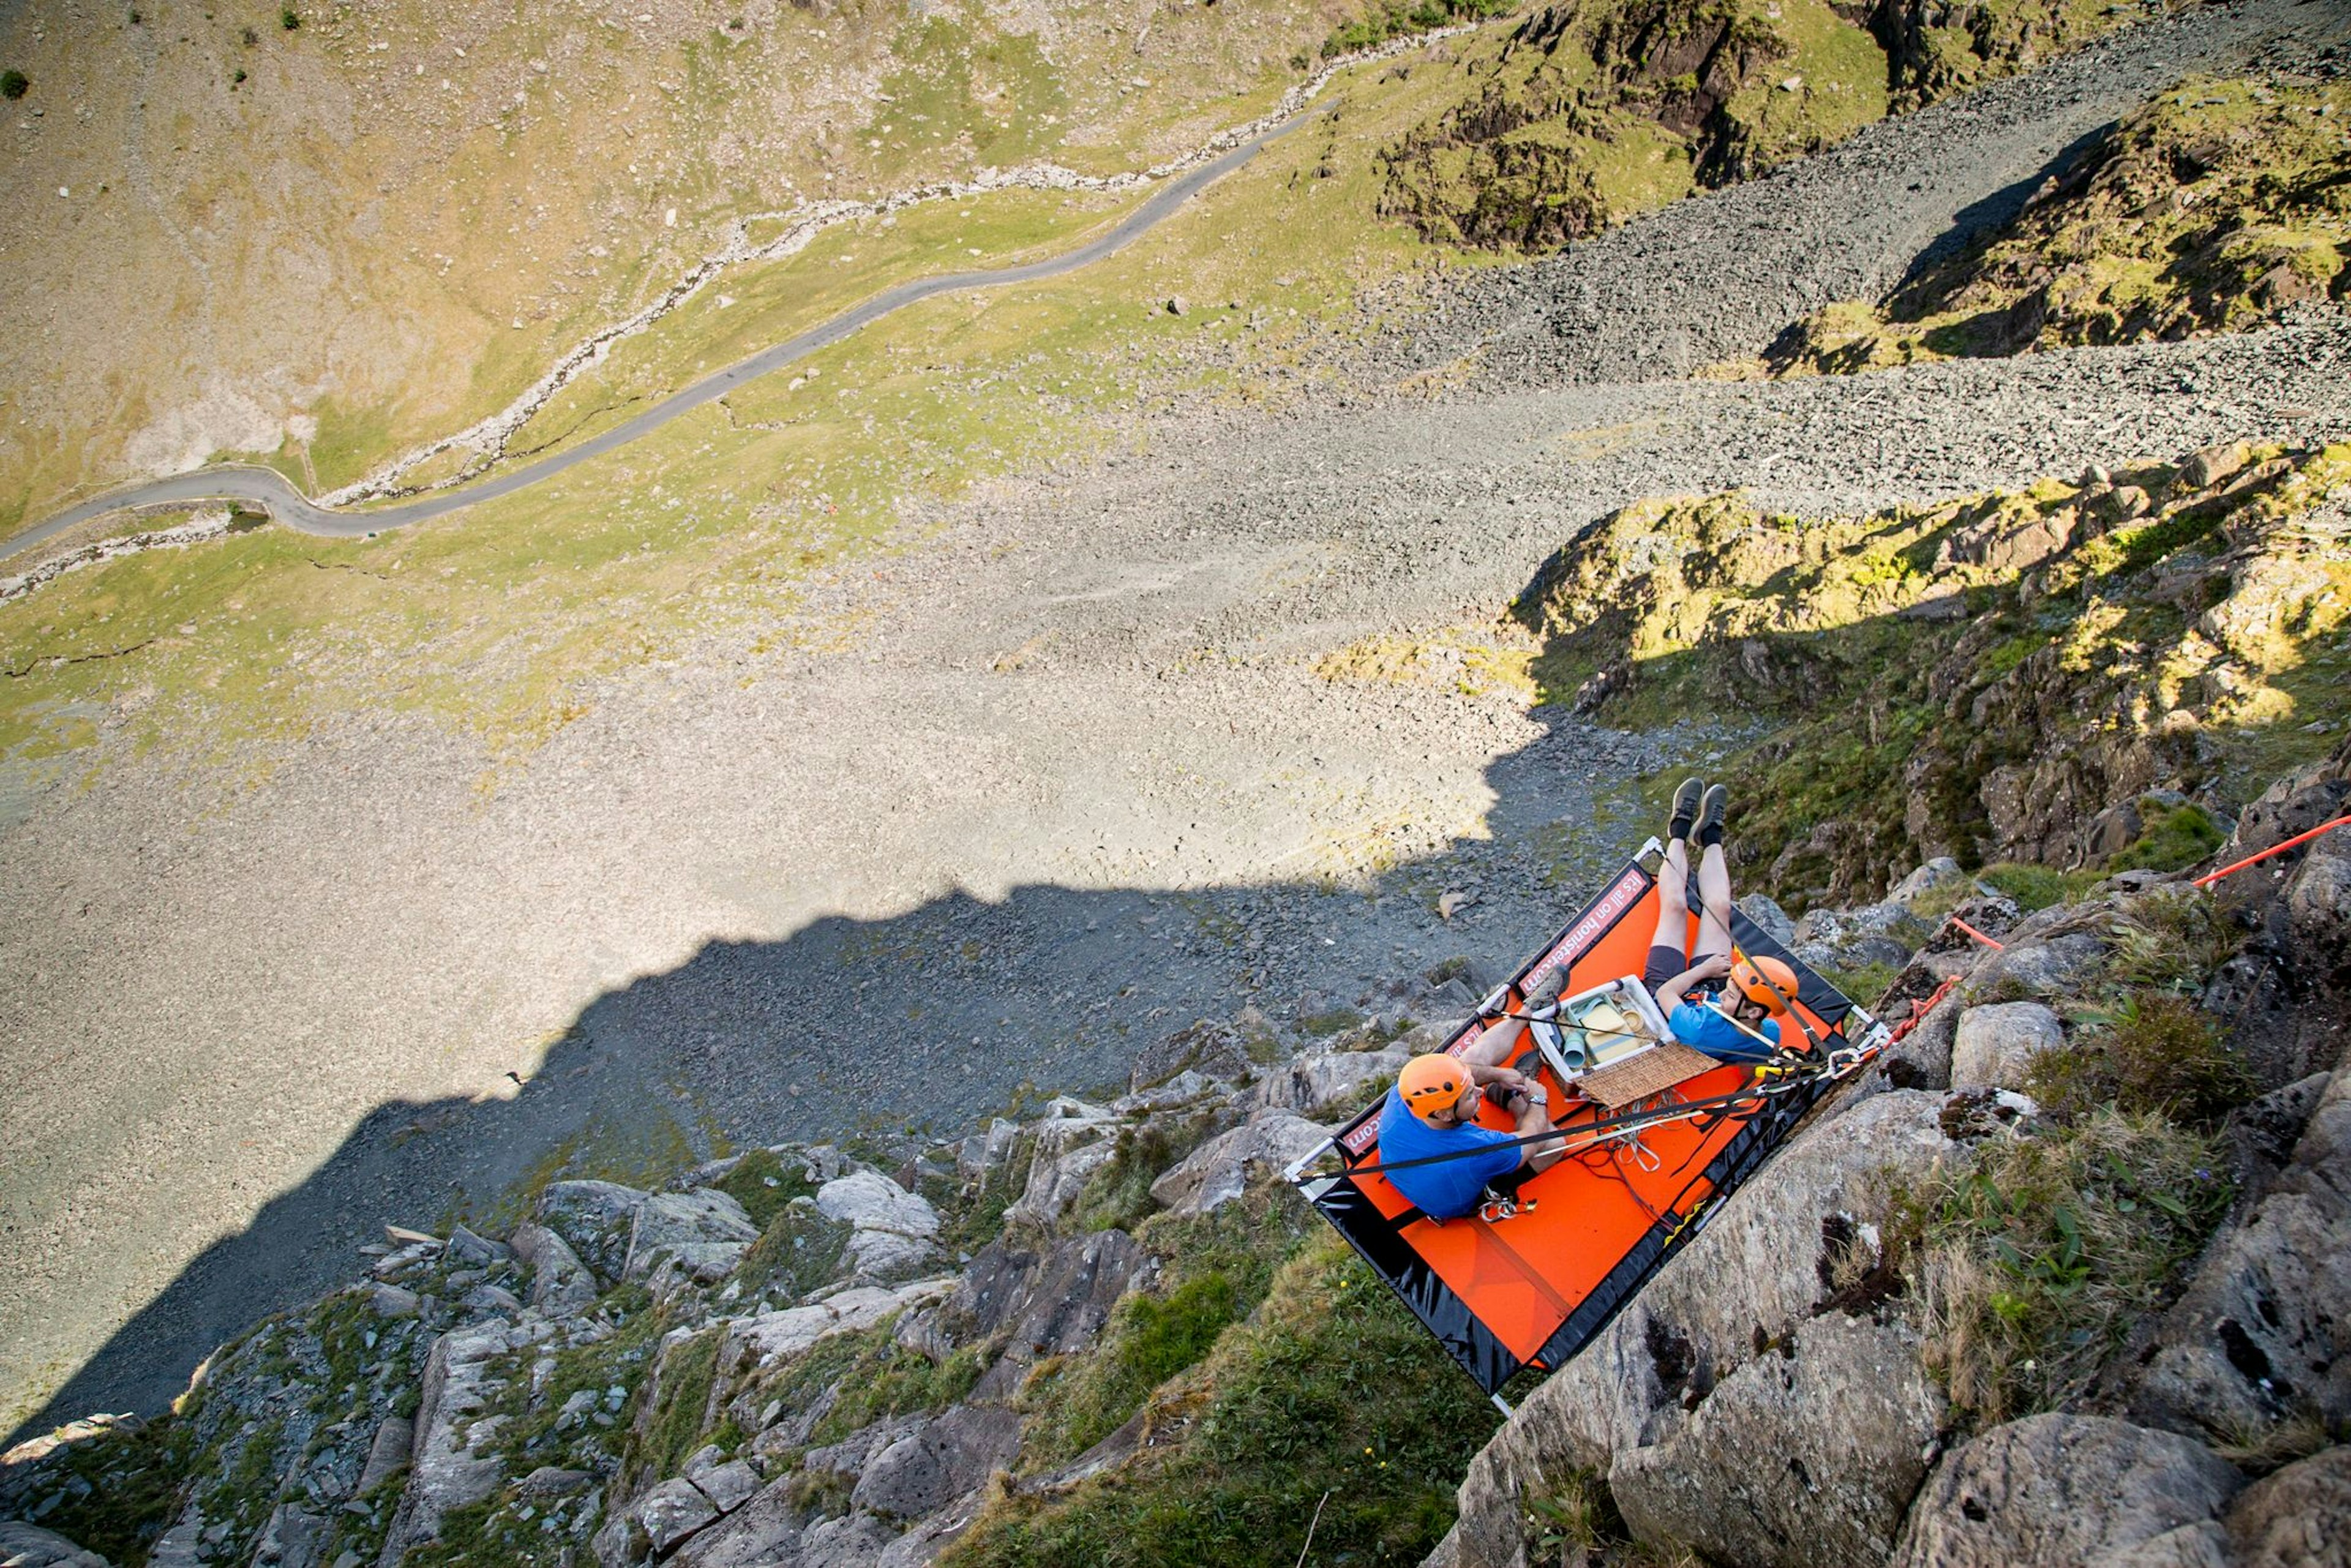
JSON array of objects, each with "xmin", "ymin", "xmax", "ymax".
[
  {"xmin": 1398, "ymin": 1054, "xmax": 1468, "ymax": 1124},
  {"xmin": 1729, "ymin": 954, "xmax": 1800, "ymax": 1016}
]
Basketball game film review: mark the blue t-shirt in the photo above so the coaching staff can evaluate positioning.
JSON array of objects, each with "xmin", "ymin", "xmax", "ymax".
[
  {"xmin": 1376, "ymin": 1087, "xmax": 1523, "ymax": 1220},
  {"xmin": 1668, "ymin": 996, "xmax": 1782, "ymax": 1063}
]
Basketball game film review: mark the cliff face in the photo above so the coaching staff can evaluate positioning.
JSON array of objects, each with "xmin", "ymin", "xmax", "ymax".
[
  {"xmin": 0, "ymin": 1018, "xmax": 1503, "ymax": 1568},
  {"xmin": 11, "ymin": 760, "xmax": 2345, "ymax": 1568},
  {"xmin": 6, "ymin": 460, "xmax": 2349, "ymax": 1566},
  {"xmin": 1509, "ymin": 440, "xmax": 2351, "ymax": 910}
]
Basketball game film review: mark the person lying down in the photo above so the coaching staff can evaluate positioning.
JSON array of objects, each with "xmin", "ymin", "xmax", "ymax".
[{"xmin": 1643, "ymin": 778, "xmax": 1799, "ymax": 1065}]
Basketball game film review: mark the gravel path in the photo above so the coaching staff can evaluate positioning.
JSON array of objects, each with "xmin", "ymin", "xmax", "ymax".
[{"xmin": 6, "ymin": 0, "xmax": 2349, "ymax": 1442}]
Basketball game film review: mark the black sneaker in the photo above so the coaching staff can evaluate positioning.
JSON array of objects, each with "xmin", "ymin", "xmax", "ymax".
[
  {"xmin": 1668, "ymin": 777, "xmax": 1704, "ymax": 842},
  {"xmin": 1696, "ymin": 783, "xmax": 1730, "ymax": 848}
]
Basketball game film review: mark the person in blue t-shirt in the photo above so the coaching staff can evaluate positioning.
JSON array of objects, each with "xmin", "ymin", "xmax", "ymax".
[
  {"xmin": 1643, "ymin": 779, "xmax": 1799, "ymax": 1063},
  {"xmin": 1376, "ymin": 972, "xmax": 1569, "ymax": 1220}
]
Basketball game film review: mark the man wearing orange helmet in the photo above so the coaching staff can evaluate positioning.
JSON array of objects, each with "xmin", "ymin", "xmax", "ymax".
[
  {"xmin": 1645, "ymin": 779, "xmax": 1798, "ymax": 1062},
  {"xmin": 1376, "ymin": 972, "xmax": 1570, "ymax": 1220}
]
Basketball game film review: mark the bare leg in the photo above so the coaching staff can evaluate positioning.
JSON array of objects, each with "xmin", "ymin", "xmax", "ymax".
[
  {"xmin": 1693, "ymin": 841, "xmax": 1736, "ymax": 961},
  {"xmin": 1651, "ymin": 837, "xmax": 1692, "ymax": 957}
]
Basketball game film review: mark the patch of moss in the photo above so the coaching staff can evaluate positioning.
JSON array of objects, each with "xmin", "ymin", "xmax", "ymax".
[
  {"xmin": 932, "ymin": 1130, "xmax": 1037, "ymax": 1257},
  {"xmin": 823, "ymin": 1340, "xmax": 989, "ymax": 1444},
  {"xmin": 2029, "ymin": 989, "xmax": 2257, "ymax": 1128},
  {"xmin": 711, "ymin": 1147, "xmax": 821, "ymax": 1230},
  {"xmin": 1019, "ymin": 1184, "xmax": 1318, "ymax": 1471},
  {"xmin": 623, "ymin": 1326, "xmax": 726, "ymax": 1490},
  {"xmin": 732, "ymin": 1318, "xmax": 987, "ymax": 1452},
  {"xmin": 199, "ymin": 1414, "xmax": 288, "ymax": 1557},
  {"xmin": 4, "ymin": 1416, "xmax": 195, "ymax": 1567},
  {"xmin": 1978, "ymin": 863, "xmax": 2103, "ymax": 913},
  {"xmin": 1067, "ymin": 1114, "xmax": 1221, "ymax": 1235},
  {"xmin": 2107, "ymin": 800, "xmax": 2225, "ymax": 876},
  {"xmin": 496, "ymin": 1282, "xmax": 663, "ymax": 1470},
  {"xmin": 1815, "ymin": 956, "xmax": 1902, "ymax": 1007},
  {"xmin": 401, "ymin": 1482, "xmax": 593, "ymax": 1568},
  {"xmin": 1022, "ymin": 1272, "xmax": 1245, "ymax": 1467},
  {"xmin": 732, "ymin": 1201, "xmax": 853, "ymax": 1305}
]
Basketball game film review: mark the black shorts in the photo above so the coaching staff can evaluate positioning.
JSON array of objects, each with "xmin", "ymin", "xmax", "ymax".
[{"xmin": 1644, "ymin": 944, "xmax": 1688, "ymax": 991}]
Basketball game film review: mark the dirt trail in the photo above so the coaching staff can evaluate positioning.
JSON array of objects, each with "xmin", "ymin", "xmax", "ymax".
[{"xmin": 6, "ymin": 0, "xmax": 2350, "ymax": 1441}]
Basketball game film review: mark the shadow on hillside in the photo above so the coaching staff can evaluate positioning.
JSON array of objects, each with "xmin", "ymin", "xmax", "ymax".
[
  {"xmin": 1885, "ymin": 122, "xmax": 2112, "ymax": 298},
  {"xmin": 10, "ymin": 696, "xmax": 1723, "ymax": 1447}
]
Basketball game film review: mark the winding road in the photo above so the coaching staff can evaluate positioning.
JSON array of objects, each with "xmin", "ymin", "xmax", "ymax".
[{"xmin": 0, "ymin": 114, "xmax": 1306, "ymax": 566}]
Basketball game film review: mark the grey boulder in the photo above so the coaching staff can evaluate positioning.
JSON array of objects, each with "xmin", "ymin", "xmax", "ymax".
[
  {"xmin": 852, "ymin": 1404, "xmax": 1025, "ymax": 1520},
  {"xmin": 538, "ymin": 1180, "xmax": 651, "ymax": 1282},
  {"xmin": 1254, "ymin": 1049, "xmax": 1408, "ymax": 1119},
  {"xmin": 1444, "ymin": 1090, "xmax": 1963, "ymax": 1567},
  {"xmin": 670, "ymin": 1476, "xmax": 804, "ymax": 1567},
  {"xmin": 1608, "ymin": 1315, "xmax": 1947, "ymax": 1568},
  {"xmin": 377, "ymin": 1323, "xmax": 514, "ymax": 1565},
  {"xmin": 354, "ymin": 1416, "xmax": 413, "ymax": 1495},
  {"xmin": 0, "ymin": 1523, "xmax": 110, "ymax": 1568},
  {"xmin": 510, "ymin": 1220, "xmax": 598, "ymax": 1316},
  {"xmin": 1000, "ymin": 1110, "xmax": 1119, "ymax": 1232},
  {"xmin": 2128, "ymin": 1066, "xmax": 2351, "ymax": 1449},
  {"xmin": 1889, "ymin": 1414, "xmax": 2243, "ymax": 1568},
  {"xmin": 2220, "ymin": 1444, "xmax": 2351, "ymax": 1568},
  {"xmin": 624, "ymin": 1188, "xmax": 759, "ymax": 1284},
  {"xmin": 1950, "ymin": 1002, "xmax": 2066, "ymax": 1092},
  {"xmin": 1147, "ymin": 1109, "xmax": 1328, "ymax": 1217}
]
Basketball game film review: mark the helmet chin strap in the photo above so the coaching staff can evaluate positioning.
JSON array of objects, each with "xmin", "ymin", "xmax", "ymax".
[{"xmin": 1681, "ymin": 860, "xmax": 1824, "ymax": 1055}]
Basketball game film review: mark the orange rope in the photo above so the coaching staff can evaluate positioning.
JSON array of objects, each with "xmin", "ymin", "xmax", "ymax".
[
  {"xmin": 1872, "ymin": 814, "xmax": 2348, "ymax": 1051},
  {"xmin": 1949, "ymin": 916, "xmax": 2006, "ymax": 951},
  {"xmin": 1881, "ymin": 911, "xmax": 2008, "ymax": 1043},
  {"xmin": 2191, "ymin": 814, "xmax": 2351, "ymax": 888},
  {"xmin": 1886, "ymin": 976, "xmax": 1959, "ymax": 1043}
]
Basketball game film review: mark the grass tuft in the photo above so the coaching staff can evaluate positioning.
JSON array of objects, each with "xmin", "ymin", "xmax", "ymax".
[
  {"xmin": 710, "ymin": 1147, "xmax": 820, "ymax": 1231},
  {"xmin": 1896, "ymin": 1109, "xmax": 2231, "ymax": 1423},
  {"xmin": 950, "ymin": 1230, "xmax": 1506, "ymax": 1568},
  {"xmin": 1067, "ymin": 1114, "xmax": 1220, "ymax": 1236},
  {"xmin": 2028, "ymin": 991, "xmax": 2257, "ymax": 1128}
]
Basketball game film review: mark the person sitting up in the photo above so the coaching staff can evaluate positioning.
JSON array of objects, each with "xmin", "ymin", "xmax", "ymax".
[
  {"xmin": 1376, "ymin": 972, "xmax": 1569, "ymax": 1220},
  {"xmin": 1643, "ymin": 779, "xmax": 1800, "ymax": 1064}
]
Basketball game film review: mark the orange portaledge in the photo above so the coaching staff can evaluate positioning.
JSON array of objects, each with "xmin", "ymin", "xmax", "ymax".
[{"xmin": 1292, "ymin": 847, "xmax": 1869, "ymax": 1397}]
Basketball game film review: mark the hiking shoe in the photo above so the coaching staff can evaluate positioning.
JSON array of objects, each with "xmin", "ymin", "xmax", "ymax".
[
  {"xmin": 1521, "ymin": 966, "xmax": 1567, "ymax": 1013},
  {"xmin": 1695, "ymin": 783, "xmax": 1730, "ymax": 848},
  {"xmin": 1668, "ymin": 777, "xmax": 1704, "ymax": 842}
]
